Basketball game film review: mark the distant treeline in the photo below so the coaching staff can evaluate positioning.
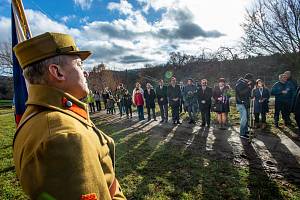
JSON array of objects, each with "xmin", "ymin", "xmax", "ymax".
[
  {"xmin": 0, "ymin": 76, "xmax": 13, "ymax": 100},
  {"xmin": 99, "ymin": 54, "xmax": 298, "ymax": 92}
]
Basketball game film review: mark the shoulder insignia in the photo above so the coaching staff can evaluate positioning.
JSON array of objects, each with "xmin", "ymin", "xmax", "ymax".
[
  {"xmin": 62, "ymin": 97, "xmax": 87, "ymax": 119},
  {"xmin": 80, "ymin": 193, "xmax": 98, "ymax": 200}
]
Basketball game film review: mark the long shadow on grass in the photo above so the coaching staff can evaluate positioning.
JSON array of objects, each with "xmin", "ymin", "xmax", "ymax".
[
  {"xmin": 240, "ymin": 139, "xmax": 284, "ymax": 200},
  {"xmin": 198, "ymin": 128, "xmax": 248, "ymax": 199},
  {"xmin": 257, "ymin": 132, "xmax": 300, "ymax": 185},
  {"xmin": 127, "ymin": 124, "xmax": 205, "ymax": 199},
  {"xmin": 279, "ymin": 127, "xmax": 300, "ymax": 147},
  {"xmin": 115, "ymin": 123, "xmax": 174, "ymax": 199},
  {"xmin": 230, "ymin": 126, "xmax": 286, "ymax": 199}
]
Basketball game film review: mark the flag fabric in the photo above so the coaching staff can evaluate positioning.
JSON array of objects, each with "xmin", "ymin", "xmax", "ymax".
[{"xmin": 11, "ymin": 0, "xmax": 31, "ymax": 125}]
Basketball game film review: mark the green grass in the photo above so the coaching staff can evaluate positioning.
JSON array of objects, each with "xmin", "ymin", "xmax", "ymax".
[
  {"xmin": 0, "ymin": 110, "xmax": 28, "ymax": 200},
  {"xmin": 0, "ymin": 100, "xmax": 13, "ymax": 108},
  {"xmin": 1, "ymin": 108, "xmax": 300, "ymax": 200},
  {"xmin": 108, "ymin": 128, "xmax": 300, "ymax": 200}
]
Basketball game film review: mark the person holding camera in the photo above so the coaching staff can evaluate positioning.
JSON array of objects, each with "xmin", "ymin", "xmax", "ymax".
[{"xmin": 235, "ymin": 73, "xmax": 254, "ymax": 139}]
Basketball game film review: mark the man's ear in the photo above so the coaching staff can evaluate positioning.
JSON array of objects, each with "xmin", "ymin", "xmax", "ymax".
[{"xmin": 48, "ymin": 64, "xmax": 66, "ymax": 81}]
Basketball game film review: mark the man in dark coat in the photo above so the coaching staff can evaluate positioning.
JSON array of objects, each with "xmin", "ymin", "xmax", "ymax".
[
  {"xmin": 179, "ymin": 81, "xmax": 186, "ymax": 113},
  {"xmin": 197, "ymin": 79, "xmax": 212, "ymax": 127},
  {"xmin": 102, "ymin": 87, "xmax": 110, "ymax": 112},
  {"xmin": 156, "ymin": 79, "xmax": 168, "ymax": 123},
  {"xmin": 123, "ymin": 89, "xmax": 133, "ymax": 119},
  {"xmin": 144, "ymin": 83, "xmax": 157, "ymax": 121},
  {"xmin": 272, "ymin": 73, "xmax": 294, "ymax": 127},
  {"xmin": 293, "ymin": 87, "xmax": 300, "ymax": 134},
  {"xmin": 235, "ymin": 73, "xmax": 254, "ymax": 139},
  {"xmin": 284, "ymin": 71, "xmax": 298, "ymax": 120},
  {"xmin": 251, "ymin": 79, "xmax": 270, "ymax": 129},
  {"xmin": 115, "ymin": 83, "xmax": 126, "ymax": 118},
  {"xmin": 168, "ymin": 77, "xmax": 182, "ymax": 124},
  {"xmin": 182, "ymin": 78, "xmax": 198, "ymax": 124}
]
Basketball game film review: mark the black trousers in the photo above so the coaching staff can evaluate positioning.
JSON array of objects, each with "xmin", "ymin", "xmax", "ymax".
[
  {"xmin": 147, "ymin": 107, "xmax": 156, "ymax": 120},
  {"xmin": 274, "ymin": 101, "xmax": 290, "ymax": 124},
  {"xmin": 201, "ymin": 107, "xmax": 211, "ymax": 125},
  {"xmin": 254, "ymin": 113, "xmax": 266, "ymax": 123},
  {"xmin": 89, "ymin": 102, "xmax": 95, "ymax": 112},
  {"xmin": 171, "ymin": 105, "xmax": 180, "ymax": 122},
  {"xmin": 159, "ymin": 103, "xmax": 168, "ymax": 121},
  {"xmin": 103, "ymin": 99, "xmax": 107, "ymax": 109},
  {"xmin": 95, "ymin": 100, "xmax": 101, "ymax": 111},
  {"xmin": 125, "ymin": 105, "xmax": 132, "ymax": 117},
  {"xmin": 295, "ymin": 113, "xmax": 300, "ymax": 132}
]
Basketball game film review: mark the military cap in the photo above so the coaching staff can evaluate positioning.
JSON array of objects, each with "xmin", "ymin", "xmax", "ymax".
[{"xmin": 13, "ymin": 32, "xmax": 91, "ymax": 69}]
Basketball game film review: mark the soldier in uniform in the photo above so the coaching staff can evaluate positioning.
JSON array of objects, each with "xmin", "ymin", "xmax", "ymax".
[{"xmin": 13, "ymin": 32, "xmax": 126, "ymax": 200}]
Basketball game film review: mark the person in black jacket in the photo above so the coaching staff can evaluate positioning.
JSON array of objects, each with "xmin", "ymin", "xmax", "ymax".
[
  {"xmin": 271, "ymin": 74, "xmax": 294, "ymax": 127},
  {"xmin": 168, "ymin": 77, "xmax": 182, "ymax": 124},
  {"xmin": 156, "ymin": 79, "xmax": 168, "ymax": 123},
  {"xmin": 235, "ymin": 73, "xmax": 254, "ymax": 139},
  {"xmin": 144, "ymin": 83, "xmax": 157, "ymax": 121},
  {"xmin": 293, "ymin": 87, "xmax": 300, "ymax": 134},
  {"xmin": 102, "ymin": 87, "xmax": 111, "ymax": 112},
  {"xmin": 251, "ymin": 79, "xmax": 270, "ymax": 129},
  {"xmin": 198, "ymin": 79, "xmax": 212, "ymax": 127},
  {"xmin": 123, "ymin": 89, "xmax": 133, "ymax": 119},
  {"xmin": 179, "ymin": 81, "xmax": 186, "ymax": 113}
]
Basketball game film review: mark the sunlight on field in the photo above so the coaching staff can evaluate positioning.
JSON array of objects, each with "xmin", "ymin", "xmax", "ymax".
[{"xmin": 1, "ymin": 107, "xmax": 300, "ymax": 200}]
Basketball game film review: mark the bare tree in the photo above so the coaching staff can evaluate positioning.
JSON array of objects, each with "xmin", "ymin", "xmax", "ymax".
[
  {"xmin": 215, "ymin": 47, "xmax": 239, "ymax": 61},
  {"xmin": 0, "ymin": 42, "xmax": 13, "ymax": 76},
  {"xmin": 242, "ymin": 0, "xmax": 300, "ymax": 67},
  {"xmin": 88, "ymin": 63, "xmax": 122, "ymax": 92}
]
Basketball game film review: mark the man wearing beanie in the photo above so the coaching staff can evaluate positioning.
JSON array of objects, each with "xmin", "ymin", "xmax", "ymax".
[
  {"xmin": 235, "ymin": 73, "xmax": 254, "ymax": 139},
  {"xmin": 12, "ymin": 32, "xmax": 126, "ymax": 200}
]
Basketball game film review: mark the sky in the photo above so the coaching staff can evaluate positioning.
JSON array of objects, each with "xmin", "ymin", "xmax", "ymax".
[{"xmin": 0, "ymin": 0, "xmax": 252, "ymax": 70}]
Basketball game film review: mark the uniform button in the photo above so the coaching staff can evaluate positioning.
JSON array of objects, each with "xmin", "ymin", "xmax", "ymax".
[{"xmin": 65, "ymin": 100, "xmax": 73, "ymax": 107}]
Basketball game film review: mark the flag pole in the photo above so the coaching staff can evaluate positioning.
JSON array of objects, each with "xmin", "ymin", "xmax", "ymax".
[{"xmin": 11, "ymin": 0, "xmax": 31, "ymax": 125}]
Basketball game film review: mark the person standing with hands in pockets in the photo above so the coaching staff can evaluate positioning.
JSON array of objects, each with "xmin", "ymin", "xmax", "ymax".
[
  {"xmin": 252, "ymin": 79, "xmax": 270, "ymax": 129},
  {"xmin": 168, "ymin": 77, "xmax": 182, "ymax": 124}
]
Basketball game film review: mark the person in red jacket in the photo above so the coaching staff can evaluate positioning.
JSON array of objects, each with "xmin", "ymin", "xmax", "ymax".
[{"xmin": 134, "ymin": 88, "xmax": 145, "ymax": 120}]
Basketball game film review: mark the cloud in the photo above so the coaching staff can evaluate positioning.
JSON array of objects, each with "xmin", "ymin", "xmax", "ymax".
[
  {"xmin": 61, "ymin": 15, "xmax": 76, "ymax": 23},
  {"xmin": 107, "ymin": 0, "xmax": 134, "ymax": 15},
  {"xmin": 118, "ymin": 55, "xmax": 153, "ymax": 64},
  {"xmin": 0, "ymin": 17, "xmax": 11, "ymax": 42},
  {"xmin": 73, "ymin": 0, "xmax": 93, "ymax": 10},
  {"xmin": 81, "ymin": 41, "xmax": 130, "ymax": 60},
  {"xmin": 0, "ymin": 0, "xmax": 248, "ymax": 70},
  {"xmin": 80, "ymin": 16, "xmax": 90, "ymax": 24},
  {"xmin": 154, "ymin": 7, "xmax": 224, "ymax": 40},
  {"xmin": 82, "ymin": 21, "xmax": 138, "ymax": 40},
  {"xmin": 25, "ymin": 9, "xmax": 81, "ymax": 38}
]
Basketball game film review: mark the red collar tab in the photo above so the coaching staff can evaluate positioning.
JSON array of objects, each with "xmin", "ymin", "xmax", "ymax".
[
  {"xmin": 62, "ymin": 97, "xmax": 88, "ymax": 119},
  {"xmin": 80, "ymin": 193, "xmax": 98, "ymax": 200}
]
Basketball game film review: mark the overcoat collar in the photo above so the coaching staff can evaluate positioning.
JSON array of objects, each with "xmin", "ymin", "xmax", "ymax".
[{"xmin": 26, "ymin": 84, "xmax": 91, "ymax": 126}]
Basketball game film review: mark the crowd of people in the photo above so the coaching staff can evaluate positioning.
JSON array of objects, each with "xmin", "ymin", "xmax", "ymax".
[{"xmin": 86, "ymin": 70, "xmax": 300, "ymax": 139}]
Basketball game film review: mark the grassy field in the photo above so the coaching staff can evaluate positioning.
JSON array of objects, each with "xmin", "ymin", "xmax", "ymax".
[
  {"xmin": 0, "ymin": 100, "xmax": 13, "ymax": 108},
  {"xmin": 1, "ymin": 108, "xmax": 300, "ymax": 200},
  {"xmin": 0, "ymin": 109, "xmax": 28, "ymax": 200}
]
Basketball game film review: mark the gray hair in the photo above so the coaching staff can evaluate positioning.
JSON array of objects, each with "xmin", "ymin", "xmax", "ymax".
[
  {"xmin": 279, "ymin": 73, "xmax": 287, "ymax": 80},
  {"xmin": 23, "ymin": 55, "xmax": 68, "ymax": 84}
]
